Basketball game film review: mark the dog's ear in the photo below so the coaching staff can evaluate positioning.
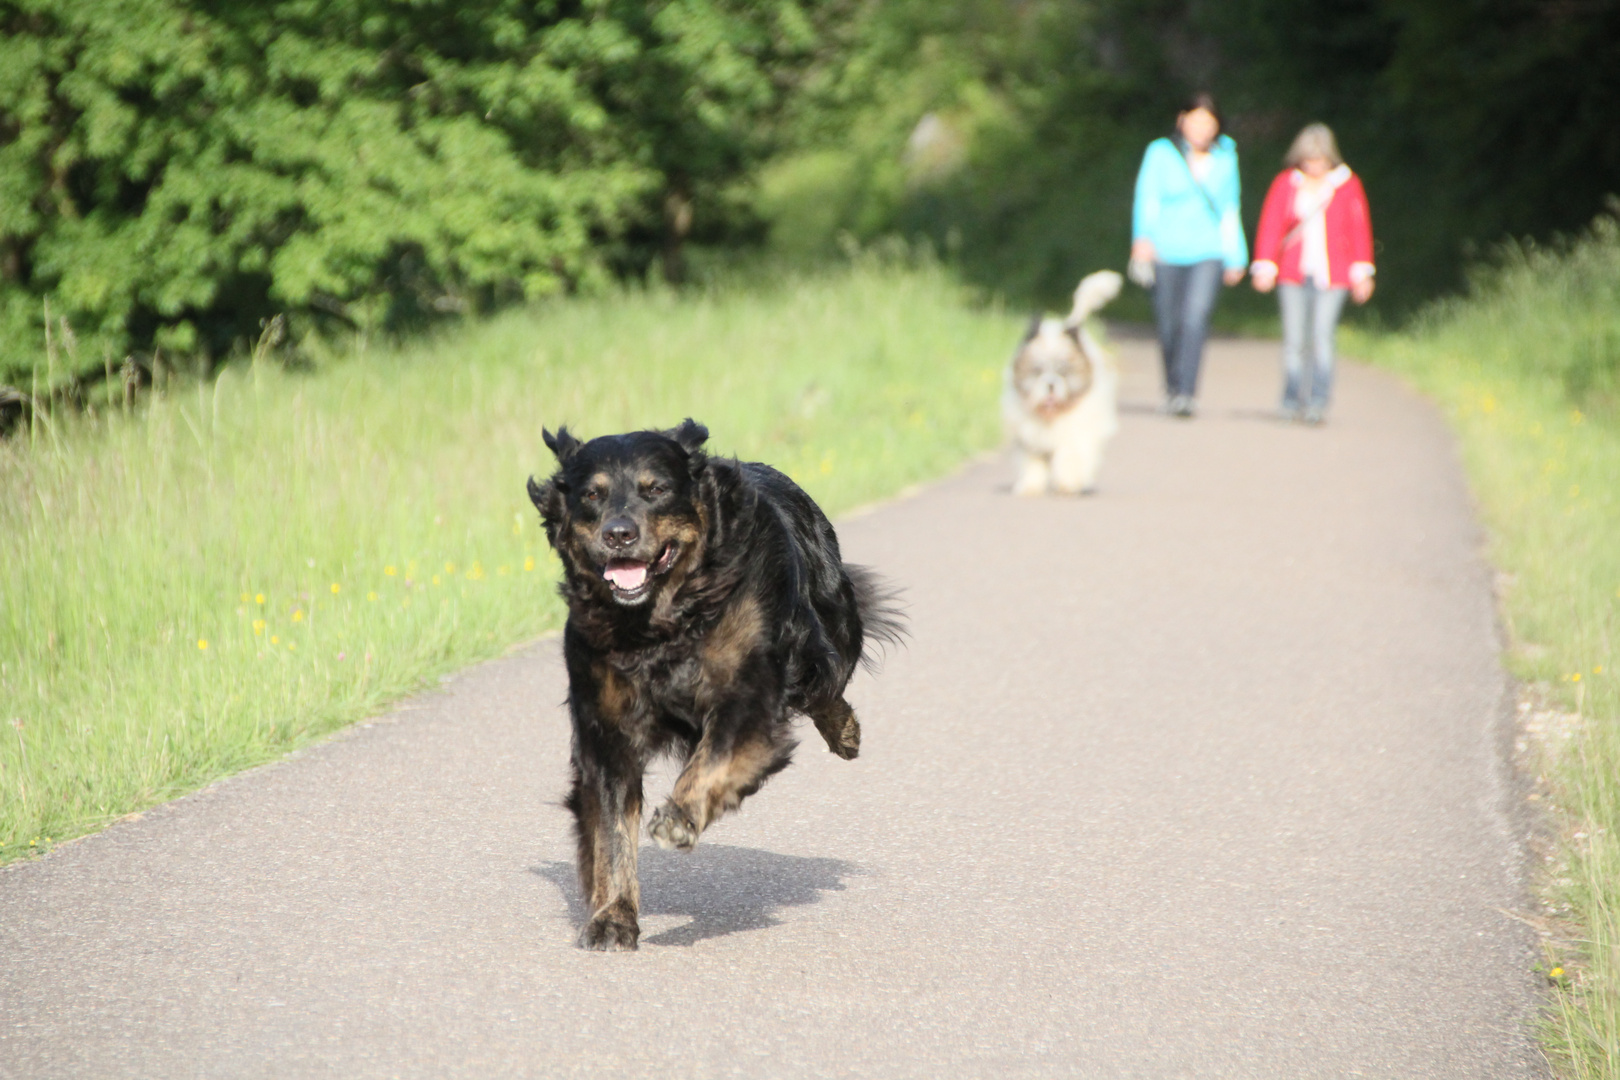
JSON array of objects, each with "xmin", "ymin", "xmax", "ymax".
[
  {"xmin": 1020, "ymin": 313, "xmax": 1043, "ymax": 343},
  {"xmin": 1062, "ymin": 323, "xmax": 1084, "ymax": 348},
  {"xmin": 663, "ymin": 418, "xmax": 709, "ymax": 454},
  {"xmin": 526, "ymin": 476, "xmax": 568, "ymax": 553},
  {"xmin": 542, "ymin": 426, "xmax": 581, "ymax": 464},
  {"xmin": 663, "ymin": 418, "xmax": 710, "ymax": 480},
  {"xmin": 527, "ymin": 475, "xmax": 564, "ymax": 518}
]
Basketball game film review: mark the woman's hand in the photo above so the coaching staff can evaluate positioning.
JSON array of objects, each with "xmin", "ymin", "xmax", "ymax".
[
  {"xmin": 1130, "ymin": 239, "xmax": 1156, "ymax": 265},
  {"xmin": 1223, "ymin": 267, "xmax": 1245, "ymax": 287},
  {"xmin": 1250, "ymin": 268, "xmax": 1276, "ymax": 294},
  {"xmin": 1352, "ymin": 278, "xmax": 1375, "ymax": 304}
]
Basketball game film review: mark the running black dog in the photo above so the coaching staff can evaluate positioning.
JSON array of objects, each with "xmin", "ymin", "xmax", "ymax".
[{"xmin": 528, "ymin": 420, "xmax": 901, "ymax": 951}]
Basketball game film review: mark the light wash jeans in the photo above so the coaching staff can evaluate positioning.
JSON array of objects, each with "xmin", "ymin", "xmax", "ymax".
[
  {"xmin": 1152, "ymin": 259, "xmax": 1225, "ymax": 399},
  {"xmin": 1278, "ymin": 281, "xmax": 1349, "ymax": 410}
]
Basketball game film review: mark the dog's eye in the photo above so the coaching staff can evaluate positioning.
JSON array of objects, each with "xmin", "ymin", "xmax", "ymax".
[
  {"xmin": 584, "ymin": 490, "xmax": 601, "ymax": 503},
  {"xmin": 645, "ymin": 483, "xmax": 667, "ymax": 497}
]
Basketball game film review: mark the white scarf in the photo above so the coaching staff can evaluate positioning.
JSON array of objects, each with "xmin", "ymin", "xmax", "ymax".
[{"xmin": 1291, "ymin": 165, "xmax": 1351, "ymax": 287}]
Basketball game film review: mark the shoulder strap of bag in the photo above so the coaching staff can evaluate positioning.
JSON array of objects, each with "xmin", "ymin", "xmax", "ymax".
[{"xmin": 1174, "ymin": 136, "xmax": 1223, "ymax": 220}]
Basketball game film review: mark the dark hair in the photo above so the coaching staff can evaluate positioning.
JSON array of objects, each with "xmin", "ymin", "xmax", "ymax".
[{"xmin": 1177, "ymin": 92, "xmax": 1223, "ymax": 132}]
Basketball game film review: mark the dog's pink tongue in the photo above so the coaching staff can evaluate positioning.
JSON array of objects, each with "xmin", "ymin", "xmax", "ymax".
[{"xmin": 604, "ymin": 561, "xmax": 648, "ymax": 590}]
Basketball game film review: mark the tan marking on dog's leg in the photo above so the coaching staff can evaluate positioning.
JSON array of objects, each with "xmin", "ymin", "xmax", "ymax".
[
  {"xmin": 649, "ymin": 736, "xmax": 785, "ymax": 851},
  {"xmin": 579, "ymin": 783, "xmax": 642, "ymax": 950},
  {"xmin": 810, "ymin": 696, "xmax": 861, "ymax": 759},
  {"xmin": 572, "ymin": 779, "xmax": 599, "ymax": 902}
]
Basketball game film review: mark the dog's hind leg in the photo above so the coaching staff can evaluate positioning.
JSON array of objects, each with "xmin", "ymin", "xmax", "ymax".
[
  {"xmin": 649, "ymin": 726, "xmax": 795, "ymax": 851},
  {"xmin": 568, "ymin": 757, "xmax": 644, "ymax": 951},
  {"xmin": 809, "ymin": 696, "xmax": 861, "ymax": 759}
]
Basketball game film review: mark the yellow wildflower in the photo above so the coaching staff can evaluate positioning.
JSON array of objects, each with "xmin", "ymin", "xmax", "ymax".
[
  {"xmin": 367, "ymin": 591, "xmax": 378, "ymax": 602},
  {"xmin": 524, "ymin": 557, "xmax": 535, "ymax": 572},
  {"xmin": 292, "ymin": 610, "xmax": 304, "ymax": 623},
  {"xmin": 255, "ymin": 593, "xmax": 265, "ymax": 605},
  {"xmin": 197, "ymin": 639, "xmax": 208, "ymax": 650},
  {"xmin": 252, "ymin": 620, "xmax": 265, "ymax": 635},
  {"xmin": 385, "ymin": 566, "xmax": 397, "ymax": 577},
  {"xmin": 331, "ymin": 583, "xmax": 341, "ymax": 594},
  {"xmin": 271, "ymin": 635, "xmax": 279, "ymax": 644}
]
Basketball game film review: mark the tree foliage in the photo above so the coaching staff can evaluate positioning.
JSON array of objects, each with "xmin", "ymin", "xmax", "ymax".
[
  {"xmin": 755, "ymin": 0, "xmax": 1620, "ymax": 316},
  {"xmin": 0, "ymin": 0, "xmax": 831, "ymax": 388}
]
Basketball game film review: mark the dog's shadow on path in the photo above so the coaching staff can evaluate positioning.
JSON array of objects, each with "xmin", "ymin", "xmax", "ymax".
[{"xmin": 532, "ymin": 844, "xmax": 861, "ymax": 947}]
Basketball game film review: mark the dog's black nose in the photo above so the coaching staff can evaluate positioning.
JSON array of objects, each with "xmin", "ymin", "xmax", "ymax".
[{"xmin": 603, "ymin": 517, "xmax": 640, "ymax": 550}]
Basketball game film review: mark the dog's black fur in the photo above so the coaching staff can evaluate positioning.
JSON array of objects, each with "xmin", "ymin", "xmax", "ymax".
[{"xmin": 528, "ymin": 419, "xmax": 902, "ymax": 951}]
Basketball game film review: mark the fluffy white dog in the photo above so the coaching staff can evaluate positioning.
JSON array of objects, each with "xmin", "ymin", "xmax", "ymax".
[{"xmin": 1002, "ymin": 270, "xmax": 1124, "ymax": 496}]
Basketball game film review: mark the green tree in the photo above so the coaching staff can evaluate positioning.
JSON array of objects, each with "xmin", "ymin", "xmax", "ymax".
[{"xmin": 0, "ymin": 0, "xmax": 831, "ymax": 391}]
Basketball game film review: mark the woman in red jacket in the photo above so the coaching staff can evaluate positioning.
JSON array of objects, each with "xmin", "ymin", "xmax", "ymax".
[{"xmin": 1249, "ymin": 124, "xmax": 1375, "ymax": 424}]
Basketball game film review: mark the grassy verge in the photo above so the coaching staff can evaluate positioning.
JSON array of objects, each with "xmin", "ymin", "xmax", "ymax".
[
  {"xmin": 1346, "ymin": 217, "xmax": 1620, "ymax": 1077},
  {"xmin": 0, "ymin": 261, "xmax": 1018, "ymax": 864}
]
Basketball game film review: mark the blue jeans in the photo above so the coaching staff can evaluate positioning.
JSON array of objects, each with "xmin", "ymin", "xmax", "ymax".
[
  {"xmin": 1278, "ymin": 282, "xmax": 1349, "ymax": 410},
  {"xmin": 1151, "ymin": 259, "xmax": 1224, "ymax": 399}
]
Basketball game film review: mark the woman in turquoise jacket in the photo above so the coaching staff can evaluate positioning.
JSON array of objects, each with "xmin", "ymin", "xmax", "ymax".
[{"xmin": 1130, "ymin": 93, "xmax": 1248, "ymax": 418}]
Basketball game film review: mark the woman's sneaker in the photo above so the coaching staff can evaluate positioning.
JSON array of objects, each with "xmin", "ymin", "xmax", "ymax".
[
  {"xmin": 1171, "ymin": 395, "xmax": 1196, "ymax": 418},
  {"xmin": 1278, "ymin": 403, "xmax": 1302, "ymax": 422},
  {"xmin": 1303, "ymin": 404, "xmax": 1326, "ymax": 426}
]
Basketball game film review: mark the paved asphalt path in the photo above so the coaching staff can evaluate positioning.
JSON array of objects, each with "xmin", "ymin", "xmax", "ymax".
[{"xmin": 2, "ymin": 336, "xmax": 1547, "ymax": 1078}]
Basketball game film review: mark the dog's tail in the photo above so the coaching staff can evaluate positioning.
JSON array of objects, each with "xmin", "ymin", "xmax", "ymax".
[
  {"xmin": 1064, "ymin": 270, "xmax": 1124, "ymax": 330},
  {"xmin": 847, "ymin": 563, "xmax": 907, "ymax": 671}
]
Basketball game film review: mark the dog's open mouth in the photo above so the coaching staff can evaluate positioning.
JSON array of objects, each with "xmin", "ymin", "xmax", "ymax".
[
  {"xmin": 602, "ymin": 542, "xmax": 679, "ymax": 602},
  {"xmin": 1033, "ymin": 390, "xmax": 1075, "ymax": 417}
]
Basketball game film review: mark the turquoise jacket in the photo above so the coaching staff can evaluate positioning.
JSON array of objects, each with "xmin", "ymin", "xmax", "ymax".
[{"xmin": 1132, "ymin": 135, "xmax": 1248, "ymax": 270}]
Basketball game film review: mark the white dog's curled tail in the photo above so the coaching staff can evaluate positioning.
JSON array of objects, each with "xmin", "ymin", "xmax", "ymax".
[{"xmin": 1065, "ymin": 270, "xmax": 1125, "ymax": 329}]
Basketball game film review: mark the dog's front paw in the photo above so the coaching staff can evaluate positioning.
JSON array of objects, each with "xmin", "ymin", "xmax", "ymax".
[
  {"xmin": 648, "ymin": 802, "xmax": 699, "ymax": 852},
  {"xmin": 1012, "ymin": 474, "xmax": 1049, "ymax": 497},
  {"xmin": 578, "ymin": 908, "xmax": 640, "ymax": 952},
  {"xmin": 813, "ymin": 699, "xmax": 861, "ymax": 760}
]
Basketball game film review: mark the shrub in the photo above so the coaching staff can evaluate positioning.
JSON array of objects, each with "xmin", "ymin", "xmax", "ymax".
[
  {"xmin": 0, "ymin": 0, "xmax": 829, "ymax": 391},
  {"xmin": 1412, "ymin": 212, "xmax": 1620, "ymax": 416}
]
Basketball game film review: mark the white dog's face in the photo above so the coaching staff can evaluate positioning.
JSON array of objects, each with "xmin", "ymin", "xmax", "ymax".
[{"xmin": 1011, "ymin": 319, "xmax": 1092, "ymax": 418}]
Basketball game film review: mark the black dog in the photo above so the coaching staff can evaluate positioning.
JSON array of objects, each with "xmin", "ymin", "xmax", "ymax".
[{"xmin": 527, "ymin": 420, "xmax": 901, "ymax": 951}]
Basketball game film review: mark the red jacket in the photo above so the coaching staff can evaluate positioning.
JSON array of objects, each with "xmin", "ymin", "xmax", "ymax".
[{"xmin": 1250, "ymin": 167, "xmax": 1375, "ymax": 288}]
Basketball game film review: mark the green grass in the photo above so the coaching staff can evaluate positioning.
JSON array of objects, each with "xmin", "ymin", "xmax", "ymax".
[
  {"xmin": 1347, "ymin": 216, "xmax": 1620, "ymax": 1078},
  {"xmin": 0, "ymin": 261, "xmax": 1018, "ymax": 863}
]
